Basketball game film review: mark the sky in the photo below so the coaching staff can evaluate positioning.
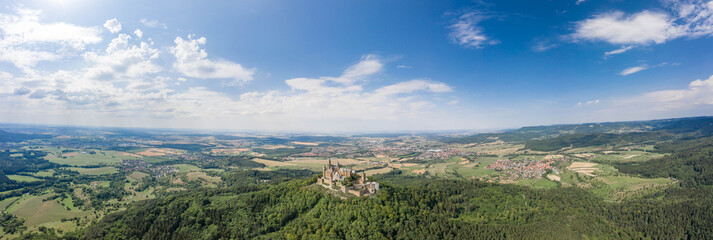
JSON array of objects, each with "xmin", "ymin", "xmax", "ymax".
[{"xmin": 0, "ymin": 0, "xmax": 712, "ymax": 132}]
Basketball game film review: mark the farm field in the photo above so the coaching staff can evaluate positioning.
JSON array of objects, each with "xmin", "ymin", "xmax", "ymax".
[
  {"xmin": 65, "ymin": 167, "xmax": 118, "ymax": 175},
  {"xmin": 7, "ymin": 175, "xmax": 41, "ymax": 182},
  {"xmin": 127, "ymin": 171, "xmax": 150, "ymax": 181},
  {"xmin": 44, "ymin": 149, "xmax": 138, "ymax": 166},
  {"xmin": 173, "ymin": 164, "xmax": 202, "ymax": 173},
  {"xmin": 590, "ymin": 150, "xmax": 666, "ymax": 163},
  {"xmin": 8, "ymin": 193, "xmax": 91, "ymax": 231},
  {"xmin": 598, "ymin": 176, "xmax": 672, "ymax": 192},
  {"xmin": 30, "ymin": 169, "xmax": 56, "ymax": 177}
]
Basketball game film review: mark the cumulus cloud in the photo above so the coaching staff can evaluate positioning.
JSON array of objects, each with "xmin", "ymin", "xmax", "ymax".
[
  {"xmin": 140, "ymin": 18, "xmax": 167, "ymax": 29},
  {"xmin": 449, "ymin": 12, "xmax": 497, "ymax": 48},
  {"xmin": 13, "ymin": 87, "xmax": 30, "ymax": 95},
  {"xmin": 572, "ymin": 11, "xmax": 681, "ymax": 45},
  {"xmin": 0, "ymin": 7, "xmax": 102, "ymax": 68},
  {"xmin": 616, "ymin": 75, "xmax": 713, "ymax": 112},
  {"xmin": 620, "ymin": 65, "xmax": 649, "ymax": 76},
  {"xmin": 0, "ymin": 8, "xmax": 458, "ymax": 131},
  {"xmin": 221, "ymin": 56, "xmax": 452, "ymax": 121},
  {"xmin": 103, "ymin": 18, "xmax": 121, "ymax": 33},
  {"xmin": 170, "ymin": 35, "xmax": 255, "ymax": 85},
  {"xmin": 134, "ymin": 29, "xmax": 143, "ymax": 38},
  {"xmin": 573, "ymin": 1, "xmax": 713, "ymax": 46}
]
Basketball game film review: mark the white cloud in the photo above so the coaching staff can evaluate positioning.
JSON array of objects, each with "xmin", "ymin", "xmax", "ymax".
[
  {"xmin": 134, "ymin": 29, "xmax": 143, "ymax": 38},
  {"xmin": 0, "ymin": 8, "xmax": 459, "ymax": 131},
  {"xmin": 576, "ymin": 0, "xmax": 587, "ymax": 5},
  {"xmin": 0, "ymin": 7, "xmax": 102, "ymax": 68},
  {"xmin": 532, "ymin": 40, "xmax": 557, "ymax": 52},
  {"xmin": 616, "ymin": 75, "xmax": 713, "ymax": 112},
  {"xmin": 103, "ymin": 18, "xmax": 122, "ymax": 33},
  {"xmin": 449, "ymin": 12, "xmax": 497, "ymax": 48},
  {"xmin": 604, "ymin": 45, "xmax": 633, "ymax": 56},
  {"xmin": 576, "ymin": 99, "xmax": 600, "ymax": 107},
  {"xmin": 140, "ymin": 19, "xmax": 167, "ymax": 29},
  {"xmin": 170, "ymin": 35, "xmax": 255, "ymax": 85},
  {"xmin": 620, "ymin": 65, "xmax": 649, "ymax": 76},
  {"xmin": 573, "ymin": 1, "xmax": 713, "ymax": 46},
  {"xmin": 572, "ymin": 11, "xmax": 681, "ymax": 45},
  {"xmin": 373, "ymin": 79, "xmax": 451, "ymax": 96},
  {"xmin": 83, "ymin": 33, "xmax": 162, "ymax": 80}
]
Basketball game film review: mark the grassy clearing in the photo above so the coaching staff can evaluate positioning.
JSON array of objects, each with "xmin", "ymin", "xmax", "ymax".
[
  {"xmin": 185, "ymin": 172, "xmax": 222, "ymax": 187},
  {"xmin": 45, "ymin": 149, "xmax": 139, "ymax": 166},
  {"xmin": 65, "ymin": 167, "xmax": 118, "ymax": 175},
  {"xmin": 591, "ymin": 150, "xmax": 665, "ymax": 163},
  {"xmin": 0, "ymin": 196, "xmax": 19, "ymax": 211},
  {"xmin": 127, "ymin": 171, "xmax": 150, "ymax": 181},
  {"xmin": 454, "ymin": 166, "xmax": 496, "ymax": 178},
  {"xmin": 364, "ymin": 167, "xmax": 393, "ymax": 176},
  {"xmin": 9, "ymin": 193, "xmax": 90, "ymax": 229},
  {"xmin": 7, "ymin": 175, "xmax": 41, "ymax": 182},
  {"xmin": 598, "ymin": 176, "xmax": 672, "ymax": 191},
  {"xmin": 173, "ymin": 164, "xmax": 201, "ymax": 173},
  {"xmin": 30, "ymin": 169, "xmax": 56, "ymax": 177}
]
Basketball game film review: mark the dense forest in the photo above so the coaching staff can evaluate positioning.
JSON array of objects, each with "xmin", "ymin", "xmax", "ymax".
[
  {"xmin": 615, "ymin": 136, "xmax": 713, "ymax": 186},
  {"xmin": 57, "ymin": 169, "xmax": 712, "ymax": 240}
]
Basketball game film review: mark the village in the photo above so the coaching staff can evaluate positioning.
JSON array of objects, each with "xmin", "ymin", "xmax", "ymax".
[
  {"xmin": 485, "ymin": 156, "xmax": 568, "ymax": 180},
  {"xmin": 119, "ymin": 159, "xmax": 178, "ymax": 177}
]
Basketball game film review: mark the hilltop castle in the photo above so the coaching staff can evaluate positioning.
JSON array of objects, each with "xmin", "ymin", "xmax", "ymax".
[{"xmin": 317, "ymin": 159, "xmax": 379, "ymax": 196}]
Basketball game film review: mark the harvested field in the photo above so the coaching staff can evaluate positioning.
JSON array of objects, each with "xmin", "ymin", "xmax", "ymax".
[
  {"xmin": 412, "ymin": 169, "xmax": 426, "ymax": 174},
  {"xmin": 547, "ymin": 174, "xmax": 561, "ymax": 181},
  {"xmin": 365, "ymin": 167, "xmax": 393, "ymax": 176},
  {"xmin": 569, "ymin": 162, "xmax": 599, "ymax": 177},
  {"xmin": 389, "ymin": 163, "xmax": 418, "ymax": 168},
  {"xmin": 543, "ymin": 154, "xmax": 564, "ymax": 160},
  {"xmin": 116, "ymin": 151, "xmax": 143, "ymax": 158},
  {"xmin": 574, "ymin": 153, "xmax": 595, "ymax": 159},
  {"xmin": 292, "ymin": 142, "xmax": 319, "ymax": 146},
  {"xmin": 186, "ymin": 172, "xmax": 221, "ymax": 183},
  {"xmin": 569, "ymin": 162, "xmax": 597, "ymax": 168},
  {"xmin": 137, "ymin": 148, "xmax": 183, "ymax": 157}
]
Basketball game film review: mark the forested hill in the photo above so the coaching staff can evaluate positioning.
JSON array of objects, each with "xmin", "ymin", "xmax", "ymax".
[
  {"xmin": 21, "ymin": 169, "xmax": 707, "ymax": 239},
  {"xmin": 444, "ymin": 116, "xmax": 713, "ymax": 145},
  {"xmin": 0, "ymin": 130, "xmax": 53, "ymax": 142}
]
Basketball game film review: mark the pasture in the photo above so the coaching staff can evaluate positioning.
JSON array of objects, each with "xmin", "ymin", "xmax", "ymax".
[
  {"xmin": 7, "ymin": 175, "xmax": 41, "ymax": 182},
  {"xmin": 45, "ymin": 149, "xmax": 138, "ymax": 166},
  {"xmin": 9, "ymin": 193, "xmax": 90, "ymax": 230},
  {"xmin": 65, "ymin": 167, "xmax": 118, "ymax": 175}
]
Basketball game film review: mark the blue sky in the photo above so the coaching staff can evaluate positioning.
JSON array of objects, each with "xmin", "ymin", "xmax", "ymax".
[{"xmin": 1, "ymin": 0, "xmax": 712, "ymax": 132}]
